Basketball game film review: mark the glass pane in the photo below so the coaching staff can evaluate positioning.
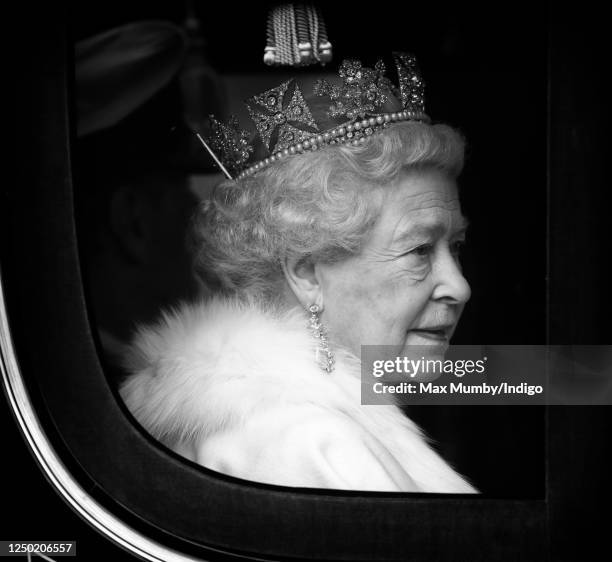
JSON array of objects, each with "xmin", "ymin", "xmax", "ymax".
[{"xmin": 72, "ymin": 3, "xmax": 546, "ymax": 498}]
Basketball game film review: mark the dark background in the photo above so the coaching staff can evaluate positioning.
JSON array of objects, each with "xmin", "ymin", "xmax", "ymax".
[{"xmin": 3, "ymin": 1, "xmax": 610, "ymax": 560}]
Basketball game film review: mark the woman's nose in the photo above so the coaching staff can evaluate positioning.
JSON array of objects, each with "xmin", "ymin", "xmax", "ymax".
[{"xmin": 431, "ymin": 250, "xmax": 471, "ymax": 305}]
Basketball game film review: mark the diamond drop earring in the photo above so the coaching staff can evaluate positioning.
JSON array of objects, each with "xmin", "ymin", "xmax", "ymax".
[{"xmin": 308, "ymin": 304, "xmax": 335, "ymax": 373}]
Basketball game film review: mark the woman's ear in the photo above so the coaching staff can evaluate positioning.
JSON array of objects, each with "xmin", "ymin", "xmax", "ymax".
[{"xmin": 282, "ymin": 256, "xmax": 322, "ymax": 309}]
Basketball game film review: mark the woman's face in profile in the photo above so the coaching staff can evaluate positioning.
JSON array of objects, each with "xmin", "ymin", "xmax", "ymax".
[{"xmin": 318, "ymin": 168, "xmax": 471, "ymax": 358}]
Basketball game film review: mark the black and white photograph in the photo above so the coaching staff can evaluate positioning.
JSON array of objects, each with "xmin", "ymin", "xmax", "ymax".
[{"xmin": 2, "ymin": 1, "xmax": 611, "ymax": 560}]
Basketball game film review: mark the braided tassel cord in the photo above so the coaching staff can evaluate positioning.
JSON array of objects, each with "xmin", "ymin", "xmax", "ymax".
[{"xmin": 263, "ymin": 3, "xmax": 332, "ymax": 66}]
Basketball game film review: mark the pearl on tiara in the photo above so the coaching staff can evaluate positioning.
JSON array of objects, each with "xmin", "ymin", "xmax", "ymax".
[{"xmin": 236, "ymin": 109, "xmax": 429, "ymax": 179}]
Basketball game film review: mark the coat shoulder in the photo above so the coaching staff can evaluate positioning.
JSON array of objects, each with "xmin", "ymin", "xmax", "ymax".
[{"xmin": 120, "ymin": 296, "xmax": 347, "ymax": 444}]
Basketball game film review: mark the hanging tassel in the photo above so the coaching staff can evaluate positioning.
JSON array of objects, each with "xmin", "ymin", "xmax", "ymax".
[{"xmin": 263, "ymin": 3, "xmax": 332, "ymax": 67}]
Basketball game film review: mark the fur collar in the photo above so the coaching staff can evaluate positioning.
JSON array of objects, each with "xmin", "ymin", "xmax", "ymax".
[{"xmin": 120, "ymin": 296, "xmax": 476, "ymax": 493}]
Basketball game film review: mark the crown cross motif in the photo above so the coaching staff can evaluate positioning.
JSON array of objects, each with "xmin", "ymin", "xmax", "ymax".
[{"xmin": 246, "ymin": 79, "xmax": 319, "ymax": 154}]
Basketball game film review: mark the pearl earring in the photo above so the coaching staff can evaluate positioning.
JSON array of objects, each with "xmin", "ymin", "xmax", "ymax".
[{"xmin": 308, "ymin": 304, "xmax": 335, "ymax": 373}]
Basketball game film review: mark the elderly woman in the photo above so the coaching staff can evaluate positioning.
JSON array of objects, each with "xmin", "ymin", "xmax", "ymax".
[{"xmin": 120, "ymin": 55, "xmax": 476, "ymax": 493}]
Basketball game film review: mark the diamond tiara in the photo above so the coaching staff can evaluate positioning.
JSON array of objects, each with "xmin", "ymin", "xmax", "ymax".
[{"xmin": 199, "ymin": 52, "xmax": 429, "ymax": 180}]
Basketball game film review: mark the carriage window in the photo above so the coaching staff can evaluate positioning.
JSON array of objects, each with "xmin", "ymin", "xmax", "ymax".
[{"xmin": 72, "ymin": 4, "xmax": 546, "ymax": 498}]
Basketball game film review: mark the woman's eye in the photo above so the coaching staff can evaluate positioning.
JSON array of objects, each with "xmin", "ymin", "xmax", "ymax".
[
  {"xmin": 400, "ymin": 244, "xmax": 433, "ymax": 264},
  {"xmin": 413, "ymin": 244, "xmax": 433, "ymax": 257}
]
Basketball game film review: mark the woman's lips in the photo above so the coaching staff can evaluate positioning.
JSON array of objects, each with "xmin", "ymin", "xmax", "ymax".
[{"xmin": 408, "ymin": 328, "xmax": 451, "ymax": 342}]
